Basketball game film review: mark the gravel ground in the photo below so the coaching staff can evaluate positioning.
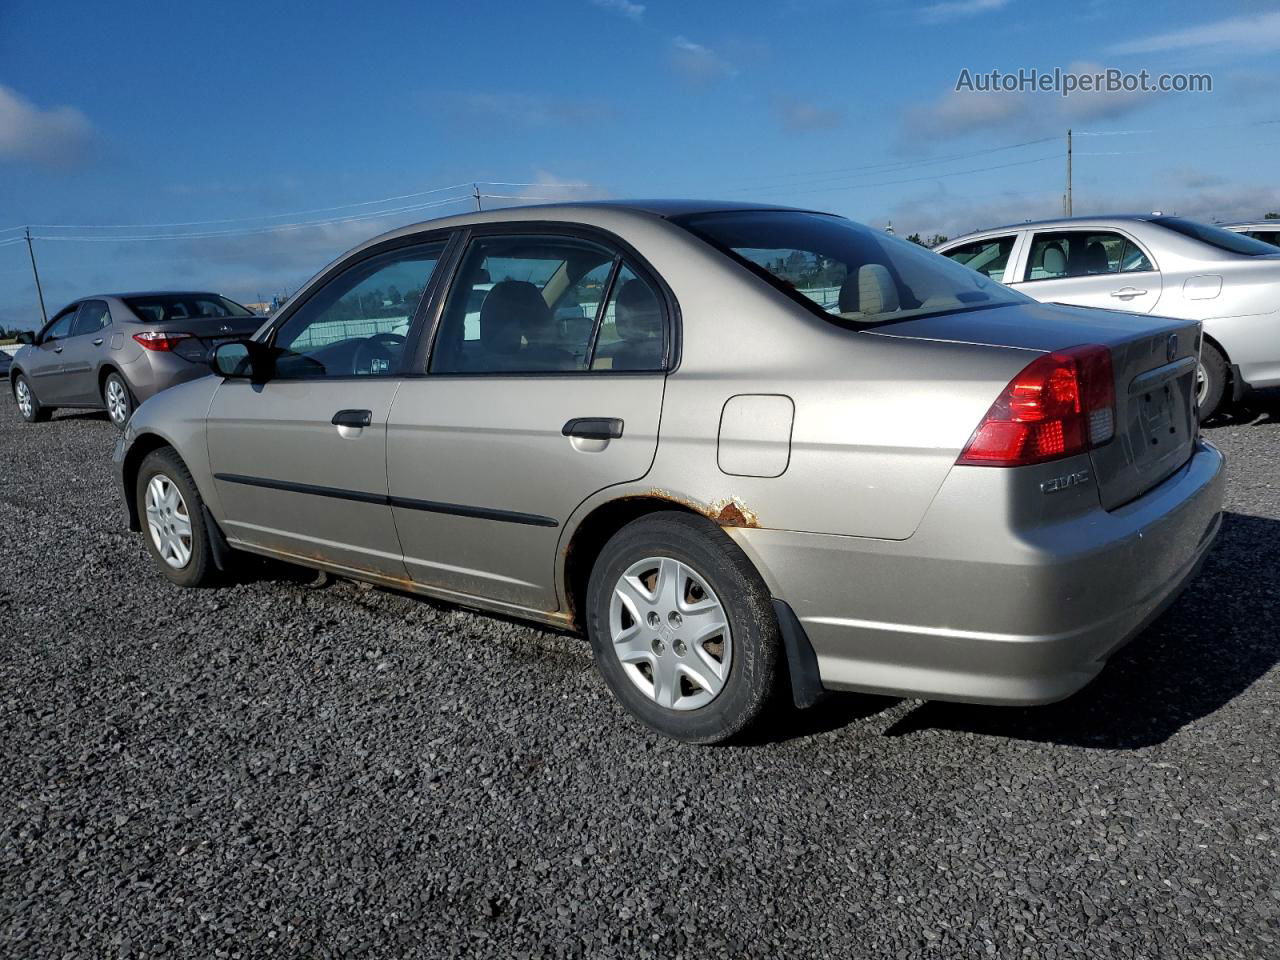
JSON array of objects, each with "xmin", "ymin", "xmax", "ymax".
[{"xmin": 1, "ymin": 389, "xmax": 1278, "ymax": 959}]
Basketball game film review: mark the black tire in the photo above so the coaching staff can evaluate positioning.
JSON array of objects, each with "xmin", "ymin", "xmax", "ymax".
[
  {"xmin": 586, "ymin": 511, "xmax": 781, "ymax": 743},
  {"xmin": 135, "ymin": 447, "xmax": 219, "ymax": 587},
  {"xmin": 1197, "ymin": 342, "xmax": 1228, "ymax": 421},
  {"xmin": 103, "ymin": 371, "xmax": 134, "ymax": 430},
  {"xmin": 12, "ymin": 373, "xmax": 52, "ymax": 423}
]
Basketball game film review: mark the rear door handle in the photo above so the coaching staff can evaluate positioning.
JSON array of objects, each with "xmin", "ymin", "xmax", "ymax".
[
  {"xmin": 93, "ymin": 338, "xmax": 104, "ymax": 346},
  {"xmin": 1111, "ymin": 287, "xmax": 1147, "ymax": 299},
  {"xmin": 562, "ymin": 417, "xmax": 624, "ymax": 440},
  {"xmin": 331, "ymin": 409, "xmax": 373, "ymax": 428}
]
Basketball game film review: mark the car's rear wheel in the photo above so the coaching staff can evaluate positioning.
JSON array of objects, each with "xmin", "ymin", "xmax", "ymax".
[
  {"xmin": 104, "ymin": 372, "xmax": 133, "ymax": 430},
  {"xmin": 136, "ymin": 448, "xmax": 218, "ymax": 587},
  {"xmin": 585, "ymin": 511, "xmax": 780, "ymax": 743},
  {"xmin": 13, "ymin": 374, "xmax": 51, "ymax": 423},
  {"xmin": 1197, "ymin": 343, "xmax": 1228, "ymax": 420}
]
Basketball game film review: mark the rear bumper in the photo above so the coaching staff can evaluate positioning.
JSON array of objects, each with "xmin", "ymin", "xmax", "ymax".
[
  {"xmin": 119, "ymin": 351, "xmax": 211, "ymax": 404},
  {"xmin": 731, "ymin": 440, "xmax": 1226, "ymax": 705}
]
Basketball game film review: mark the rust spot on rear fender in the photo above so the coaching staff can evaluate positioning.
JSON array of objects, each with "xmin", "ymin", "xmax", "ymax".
[{"xmin": 645, "ymin": 490, "xmax": 760, "ymax": 529}]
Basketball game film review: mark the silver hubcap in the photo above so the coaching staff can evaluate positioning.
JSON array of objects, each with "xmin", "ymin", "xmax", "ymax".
[
  {"xmin": 106, "ymin": 379, "xmax": 129, "ymax": 424},
  {"xmin": 15, "ymin": 379, "xmax": 32, "ymax": 418},
  {"xmin": 1196, "ymin": 362, "xmax": 1208, "ymax": 407},
  {"xmin": 145, "ymin": 474, "xmax": 193, "ymax": 569},
  {"xmin": 609, "ymin": 556, "xmax": 732, "ymax": 711}
]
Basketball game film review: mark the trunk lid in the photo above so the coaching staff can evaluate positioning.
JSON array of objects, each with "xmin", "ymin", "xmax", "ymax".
[
  {"xmin": 871, "ymin": 300, "xmax": 1201, "ymax": 509},
  {"xmin": 167, "ymin": 317, "xmax": 264, "ymax": 363}
]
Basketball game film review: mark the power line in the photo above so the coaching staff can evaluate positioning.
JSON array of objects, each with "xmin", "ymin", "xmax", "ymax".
[
  {"xmin": 748, "ymin": 154, "xmax": 1059, "ymax": 199},
  {"xmin": 720, "ymin": 135, "xmax": 1060, "ymax": 191},
  {"xmin": 28, "ymin": 182, "xmax": 476, "ymax": 231},
  {"xmin": 13, "ymin": 180, "xmax": 580, "ymax": 234},
  {"xmin": 29, "ymin": 195, "xmax": 473, "ymax": 243}
]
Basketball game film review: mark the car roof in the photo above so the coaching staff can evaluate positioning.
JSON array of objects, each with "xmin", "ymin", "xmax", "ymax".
[
  {"xmin": 1220, "ymin": 221, "xmax": 1280, "ymax": 229},
  {"xmin": 104, "ymin": 291, "xmax": 233, "ymax": 300},
  {"xmin": 941, "ymin": 214, "xmax": 1178, "ymax": 246}
]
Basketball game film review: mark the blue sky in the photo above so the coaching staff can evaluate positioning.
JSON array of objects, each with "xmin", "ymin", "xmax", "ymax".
[{"xmin": 1, "ymin": 0, "xmax": 1277, "ymax": 329}]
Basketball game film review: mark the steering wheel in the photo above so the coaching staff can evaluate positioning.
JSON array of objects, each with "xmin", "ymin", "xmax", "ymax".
[{"xmin": 351, "ymin": 332, "xmax": 406, "ymax": 375}]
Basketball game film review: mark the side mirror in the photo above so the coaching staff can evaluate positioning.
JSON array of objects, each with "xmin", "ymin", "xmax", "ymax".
[
  {"xmin": 210, "ymin": 339, "xmax": 260, "ymax": 379},
  {"xmin": 15, "ymin": 331, "xmax": 35, "ymax": 345}
]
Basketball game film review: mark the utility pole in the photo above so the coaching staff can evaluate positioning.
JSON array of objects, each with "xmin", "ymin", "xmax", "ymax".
[
  {"xmin": 472, "ymin": 183, "xmax": 483, "ymax": 211},
  {"xmin": 1064, "ymin": 128, "xmax": 1073, "ymax": 217},
  {"xmin": 24, "ymin": 227, "xmax": 47, "ymax": 326}
]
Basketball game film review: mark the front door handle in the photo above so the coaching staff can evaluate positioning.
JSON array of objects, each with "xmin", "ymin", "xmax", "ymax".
[
  {"xmin": 1111, "ymin": 287, "xmax": 1147, "ymax": 299},
  {"xmin": 563, "ymin": 417, "xmax": 624, "ymax": 440},
  {"xmin": 53, "ymin": 346, "xmax": 63, "ymax": 353},
  {"xmin": 332, "ymin": 409, "xmax": 373, "ymax": 428}
]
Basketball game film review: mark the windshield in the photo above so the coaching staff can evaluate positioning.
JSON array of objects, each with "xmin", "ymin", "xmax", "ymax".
[
  {"xmin": 124, "ymin": 294, "xmax": 256, "ymax": 324},
  {"xmin": 674, "ymin": 210, "xmax": 1028, "ymax": 326},
  {"xmin": 1152, "ymin": 217, "xmax": 1279, "ymax": 256}
]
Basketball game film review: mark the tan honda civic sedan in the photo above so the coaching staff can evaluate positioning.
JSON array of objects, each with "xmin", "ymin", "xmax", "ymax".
[{"xmin": 114, "ymin": 201, "xmax": 1225, "ymax": 742}]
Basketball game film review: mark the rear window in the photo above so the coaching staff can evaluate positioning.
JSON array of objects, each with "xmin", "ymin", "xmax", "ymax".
[
  {"xmin": 674, "ymin": 210, "xmax": 1027, "ymax": 326},
  {"xmin": 1152, "ymin": 217, "xmax": 1278, "ymax": 256},
  {"xmin": 124, "ymin": 294, "xmax": 255, "ymax": 324}
]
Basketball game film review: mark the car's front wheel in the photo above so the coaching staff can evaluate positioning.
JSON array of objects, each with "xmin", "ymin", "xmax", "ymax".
[
  {"xmin": 585, "ymin": 511, "xmax": 781, "ymax": 743},
  {"xmin": 136, "ymin": 448, "xmax": 219, "ymax": 587},
  {"xmin": 103, "ymin": 372, "xmax": 133, "ymax": 430},
  {"xmin": 12, "ymin": 373, "xmax": 51, "ymax": 423}
]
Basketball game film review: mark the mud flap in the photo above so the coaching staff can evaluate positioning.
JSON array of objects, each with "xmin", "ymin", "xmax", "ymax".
[
  {"xmin": 772, "ymin": 599, "xmax": 826, "ymax": 709},
  {"xmin": 202, "ymin": 504, "xmax": 232, "ymax": 573}
]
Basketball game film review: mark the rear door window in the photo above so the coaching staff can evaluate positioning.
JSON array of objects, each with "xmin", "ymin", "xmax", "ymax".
[
  {"xmin": 941, "ymin": 236, "xmax": 1017, "ymax": 281},
  {"xmin": 69, "ymin": 300, "xmax": 111, "ymax": 337},
  {"xmin": 430, "ymin": 234, "xmax": 664, "ymax": 374},
  {"xmin": 1248, "ymin": 229, "xmax": 1280, "ymax": 248},
  {"xmin": 1023, "ymin": 231, "xmax": 1153, "ymax": 281}
]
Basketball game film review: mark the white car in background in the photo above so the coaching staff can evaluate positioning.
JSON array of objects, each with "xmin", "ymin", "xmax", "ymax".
[
  {"xmin": 936, "ymin": 215, "xmax": 1280, "ymax": 417},
  {"xmin": 1224, "ymin": 221, "xmax": 1280, "ymax": 249}
]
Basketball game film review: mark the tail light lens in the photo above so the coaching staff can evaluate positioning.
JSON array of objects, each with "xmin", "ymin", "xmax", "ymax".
[
  {"xmin": 133, "ymin": 331, "xmax": 193, "ymax": 352},
  {"xmin": 958, "ymin": 344, "xmax": 1115, "ymax": 467}
]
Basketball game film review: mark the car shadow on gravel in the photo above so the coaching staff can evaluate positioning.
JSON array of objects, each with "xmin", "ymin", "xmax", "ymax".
[
  {"xmin": 50, "ymin": 410, "xmax": 111, "ymax": 423},
  {"xmin": 1206, "ymin": 388, "xmax": 1280, "ymax": 427},
  {"xmin": 882, "ymin": 511, "xmax": 1280, "ymax": 750}
]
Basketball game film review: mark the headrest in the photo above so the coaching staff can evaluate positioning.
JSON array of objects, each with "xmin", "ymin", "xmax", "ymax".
[
  {"xmin": 479, "ymin": 280, "xmax": 549, "ymax": 355},
  {"xmin": 1042, "ymin": 244, "xmax": 1066, "ymax": 275},
  {"xmin": 838, "ymin": 263, "xmax": 900, "ymax": 316},
  {"xmin": 1083, "ymin": 241, "xmax": 1109, "ymax": 274},
  {"xmin": 615, "ymin": 279, "xmax": 662, "ymax": 341}
]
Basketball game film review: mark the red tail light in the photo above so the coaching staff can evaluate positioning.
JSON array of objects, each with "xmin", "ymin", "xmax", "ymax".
[
  {"xmin": 958, "ymin": 344, "xmax": 1115, "ymax": 467},
  {"xmin": 133, "ymin": 331, "xmax": 193, "ymax": 352}
]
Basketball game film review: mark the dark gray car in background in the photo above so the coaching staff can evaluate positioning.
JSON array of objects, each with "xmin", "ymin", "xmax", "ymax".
[{"xmin": 9, "ymin": 292, "xmax": 262, "ymax": 428}]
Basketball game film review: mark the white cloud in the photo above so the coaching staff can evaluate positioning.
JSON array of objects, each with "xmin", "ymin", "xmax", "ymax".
[
  {"xmin": 900, "ymin": 61, "xmax": 1163, "ymax": 146},
  {"xmin": 1056, "ymin": 60, "xmax": 1148, "ymax": 121},
  {"xmin": 1108, "ymin": 10, "xmax": 1280, "ymax": 56},
  {"xmin": 901, "ymin": 89, "xmax": 1032, "ymax": 142},
  {"xmin": 590, "ymin": 0, "xmax": 644, "ymax": 21},
  {"xmin": 500, "ymin": 172, "xmax": 608, "ymax": 205},
  {"xmin": 0, "ymin": 85, "xmax": 93, "ymax": 168},
  {"xmin": 774, "ymin": 97, "xmax": 843, "ymax": 132},
  {"xmin": 919, "ymin": 0, "xmax": 1011, "ymax": 25},
  {"xmin": 670, "ymin": 36, "xmax": 737, "ymax": 85}
]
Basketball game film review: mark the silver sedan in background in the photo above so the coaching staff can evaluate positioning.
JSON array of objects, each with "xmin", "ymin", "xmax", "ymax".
[
  {"xmin": 936, "ymin": 216, "xmax": 1280, "ymax": 417},
  {"xmin": 115, "ymin": 202, "xmax": 1224, "ymax": 742},
  {"xmin": 9, "ymin": 292, "xmax": 262, "ymax": 429}
]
